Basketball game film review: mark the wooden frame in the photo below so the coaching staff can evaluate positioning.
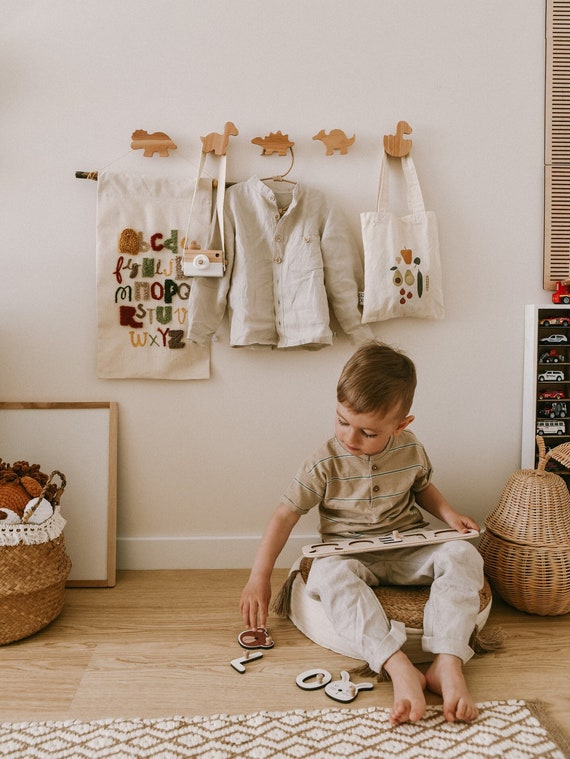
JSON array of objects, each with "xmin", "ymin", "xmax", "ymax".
[
  {"xmin": 0, "ymin": 402, "xmax": 118, "ymax": 587},
  {"xmin": 544, "ymin": 1, "xmax": 570, "ymax": 288}
]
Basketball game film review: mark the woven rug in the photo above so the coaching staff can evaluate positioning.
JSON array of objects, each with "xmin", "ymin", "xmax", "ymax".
[{"xmin": 0, "ymin": 700, "xmax": 568, "ymax": 759}]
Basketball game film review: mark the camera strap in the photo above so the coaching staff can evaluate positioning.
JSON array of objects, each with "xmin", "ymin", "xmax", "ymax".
[{"xmin": 183, "ymin": 150, "xmax": 226, "ymax": 264}]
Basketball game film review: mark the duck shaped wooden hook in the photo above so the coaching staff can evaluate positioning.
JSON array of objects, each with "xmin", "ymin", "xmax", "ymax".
[{"xmin": 383, "ymin": 121, "xmax": 413, "ymax": 157}]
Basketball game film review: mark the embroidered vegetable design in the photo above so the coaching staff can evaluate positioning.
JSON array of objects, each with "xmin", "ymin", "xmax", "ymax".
[{"xmin": 390, "ymin": 247, "xmax": 428, "ymax": 304}]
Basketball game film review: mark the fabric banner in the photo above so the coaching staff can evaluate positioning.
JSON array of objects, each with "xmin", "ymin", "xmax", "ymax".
[{"xmin": 96, "ymin": 170, "xmax": 212, "ymax": 379}]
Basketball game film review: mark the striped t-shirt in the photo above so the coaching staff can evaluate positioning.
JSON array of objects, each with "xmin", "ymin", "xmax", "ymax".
[{"xmin": 282, "ymin": 430, "xmax": 432, "ymax": 539}]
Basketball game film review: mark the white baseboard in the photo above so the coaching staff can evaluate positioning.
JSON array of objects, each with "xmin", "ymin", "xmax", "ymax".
[{"xmin": 117, "ymin": 534, "xmax": 319, "ymax": 570}]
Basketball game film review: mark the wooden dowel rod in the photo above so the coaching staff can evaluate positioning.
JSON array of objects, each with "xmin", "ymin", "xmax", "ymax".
[{"xmin": 75, "ymin": 170, "xmax": 219, "ymax": 188}]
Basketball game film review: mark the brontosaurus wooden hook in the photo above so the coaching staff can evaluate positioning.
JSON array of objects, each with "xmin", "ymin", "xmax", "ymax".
[{"xmin": 383, "ymin": 121, "xmax": 413, "ymax": 157}]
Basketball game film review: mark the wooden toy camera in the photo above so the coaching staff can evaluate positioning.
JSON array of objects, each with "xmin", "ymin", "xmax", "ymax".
[{"xmin": 182, "ymin": 241, "xmax": 225, "ymax": 277}]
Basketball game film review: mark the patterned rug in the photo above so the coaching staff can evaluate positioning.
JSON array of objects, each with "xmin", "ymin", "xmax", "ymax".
[{"xmin": 0, "ymin": 700, "xmax": 568, "ymax": 758}]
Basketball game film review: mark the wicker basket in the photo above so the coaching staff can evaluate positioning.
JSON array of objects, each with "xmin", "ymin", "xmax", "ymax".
[
  {"xmin": 479, "ymin": 437, "xmax": 570, "ymax": 616},
  {"xmin": 0, "ymin": 470, "xmax": 71, "ymax": 645}
]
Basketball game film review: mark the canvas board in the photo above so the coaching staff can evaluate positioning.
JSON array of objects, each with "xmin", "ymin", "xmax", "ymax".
[{"xmin": 0, "ymin": 402, "xmax": 118, "ymax": 586}]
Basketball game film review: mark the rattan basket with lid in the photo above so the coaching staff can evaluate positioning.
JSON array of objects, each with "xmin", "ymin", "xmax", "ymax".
[{"xmin": 478, "ymin": 436, "xmax": 570, "ymax": 616}]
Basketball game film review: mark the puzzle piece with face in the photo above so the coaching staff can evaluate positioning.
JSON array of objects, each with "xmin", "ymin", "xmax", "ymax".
[
  {"xmin": 324, "ymin": 670, "xmax": 374, "ymax": 703},
  {"xmin": 238, "ymin": 627, "xmax": 275, "ymax": 650}
]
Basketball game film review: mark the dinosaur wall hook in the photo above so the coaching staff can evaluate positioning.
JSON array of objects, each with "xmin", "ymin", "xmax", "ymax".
[
  {"xmin": 312, "ymin": 129, "xmax": 356, "ymax": 155},
  {"xmin": 383, "ymin": 121, "xmax": 413, "ymax": 157},
  {"xmin": 200, "ymin": 121, "xmax": 239, "ymax": 156}
]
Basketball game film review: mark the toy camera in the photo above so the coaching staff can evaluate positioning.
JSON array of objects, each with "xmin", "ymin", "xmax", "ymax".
[{"xmin": 183, "ymin": 241, "xmax": 225, "ymax": 277}]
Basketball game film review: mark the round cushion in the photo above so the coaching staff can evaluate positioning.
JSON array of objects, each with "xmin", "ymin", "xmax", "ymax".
[{"xmin": 288, "ymin": 556, "xmax": 493, "ymax": 664}]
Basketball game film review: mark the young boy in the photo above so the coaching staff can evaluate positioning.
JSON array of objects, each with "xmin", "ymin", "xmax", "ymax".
[{"xmin": 240, "ymin": 341, "xmax": 484, "ymax": 725}]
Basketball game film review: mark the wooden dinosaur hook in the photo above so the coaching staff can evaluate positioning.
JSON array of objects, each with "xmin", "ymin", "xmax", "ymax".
[
  {"xmin": 312, "ymin": 129, "xmax": 356, "ymax": 155},
  {"xmin": 251, "ymin": 131, "xmax": 295, "ymax": 156},
  {"xmin": 200, "ymin": 121, "xmax": 239, "ymax": 156},
  {"xmin": 383, "ymin": 121, "xmax": 413, "ymax": 157}
]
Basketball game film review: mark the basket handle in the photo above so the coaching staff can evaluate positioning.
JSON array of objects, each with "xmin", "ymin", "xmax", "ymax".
[{"xmin": 21, "ymin": 470, "xmax": 67, "ymax": 524}]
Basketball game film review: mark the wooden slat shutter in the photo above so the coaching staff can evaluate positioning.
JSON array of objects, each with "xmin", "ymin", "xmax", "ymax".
[{"xmin": 545, "ymin": 0, "xmax": 570, "ymax": 287}]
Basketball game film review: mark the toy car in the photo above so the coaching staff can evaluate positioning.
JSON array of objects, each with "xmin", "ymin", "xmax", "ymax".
[
  {"xmin": 539, "ymin": 349, "xmax": 565, "ymax": 363},
  {"xmin": 537, "ymin": 420, "xmax": 566, "ymax": 435},
  {"xmin": 540, "ymin": 334, "xmax": 568, "ymax": 343},
  {"xmin": 540, "ymin": 316, "xmax": 570, "ymax": 326},
  {"xmin": 538, "ymin": 370, "xmax": 565, "ymax": 381},
  {"xmin": 538, "ymin": 389, "xmax": 566, "ymax": 400},
  {"xmin": 538, "ymin": 402, "xmax": 567, "ymax": 418}
]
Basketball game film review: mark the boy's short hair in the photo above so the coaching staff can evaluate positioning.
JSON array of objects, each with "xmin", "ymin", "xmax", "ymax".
[{"xmin": 336, "ymin": 341, "xmax": 417, "ymax": 418}]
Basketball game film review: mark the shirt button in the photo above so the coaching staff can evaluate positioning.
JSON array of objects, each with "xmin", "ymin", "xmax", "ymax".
[
  {"xmin": 274, "ymin": 257, "xmax": 282, "ymax": 264},
  {"xmin": 274, "ymin": 213, "xmax": 280, "ymax": 221},
  {"xmin": 373, "ymin": 485, "xmax": 380, "ymax": 492},
  {"xmin": 275, "ymin": 234, "xmax": 282, "ymax": 242},
  {"xmin": 372, "ymin": 465, "xmax": 378, "ymax": 471}
]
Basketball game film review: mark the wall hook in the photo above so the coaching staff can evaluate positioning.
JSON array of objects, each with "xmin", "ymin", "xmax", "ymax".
[
  {"xmin": 251, "ymin": 131, "xmax": 295, "ymax": 156},
  {"xmin": 383, "ymin": 121, "xmax": 413, "ymax": 157},
  {"xmin": 312, "ymin": 129, "xmax": 355, "ymax": 155},
  {"xmin": 200, "ymin": 122, "xmax": 239, "ymax": 156},
  {"xmin": 130, "ymin": 130, "xmax": 178, "ymax": 157}
]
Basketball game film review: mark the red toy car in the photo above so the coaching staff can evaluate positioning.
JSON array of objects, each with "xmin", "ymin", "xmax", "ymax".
[
  {"xmin": 540, "ymin": 316, "xmax": 570, "ymax": 326},
  {"xmin": 538, "ymin": 390, "xmax": 566, "ymax": 400},
  {"xmin": 539, "ymin": 349, "xmax": 565, "ymax": 363}
]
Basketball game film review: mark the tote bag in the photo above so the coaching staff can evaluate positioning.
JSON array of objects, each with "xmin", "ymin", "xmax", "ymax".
[{"xmin": 360, "ymin": 153, "xmax": 444, "ymax": 323}]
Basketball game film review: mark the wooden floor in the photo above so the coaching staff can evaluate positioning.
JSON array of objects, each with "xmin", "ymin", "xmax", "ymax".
[{"xmin": 1, "ymin": 570, "xmax": 569, "ymax": 738}]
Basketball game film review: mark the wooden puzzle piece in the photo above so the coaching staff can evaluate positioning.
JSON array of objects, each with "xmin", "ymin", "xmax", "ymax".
[
  {"xmin": 296, "ymin": 669, "xmax": 332, "ymax": 690},
  {"xmin": 230, "ymin": 650, "xmax": 263, "ymax": 673},
  {"xmin": 324, "ymin": 671, "xmax": 374, "ymax": 703},
  {"xmin": 302, "ymin": 528, "xmax": 479, "ymax": 558},
  {"xmin": 238, "ymin": 627, "xmax": 275, "ymax": 650}
]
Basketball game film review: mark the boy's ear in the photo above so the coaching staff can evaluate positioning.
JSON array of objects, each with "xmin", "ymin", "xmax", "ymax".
[{"xmin": 395, "ymin": 415, "xmax": 415, "ymax": 434}]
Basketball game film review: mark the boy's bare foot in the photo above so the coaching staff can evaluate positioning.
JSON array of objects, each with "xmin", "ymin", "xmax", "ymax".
[
  {"xmin": 383, "ymin": 650, "xmax": 427, "ymax": 725},
  {"xmin": 425, "ymin": 654, "xmax": 478, "ymax": 723}
]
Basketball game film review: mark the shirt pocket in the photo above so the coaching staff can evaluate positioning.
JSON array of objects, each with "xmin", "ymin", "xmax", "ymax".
[{"xmin": 287, "ymin": 234, "xmax": 324, "ymax": 272}]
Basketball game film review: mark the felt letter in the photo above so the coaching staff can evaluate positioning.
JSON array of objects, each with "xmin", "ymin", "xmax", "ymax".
[
  {"xmin": 164, "ymin": 279, "xmax": 178, "ymax": 304},
  {"xmin": 134, "ymin": 282, "xmax": 150, "ymax": 301},
  {"xmin": 151, "ymin": 233, "xmax": 164, "ymax": 251},
  {"xmin": 163, "ymin": 230, "xmax": 178, "ymax": 254},
  {"xmin": 168, "ymin": 329, "xmax": 185, "ymax": 349},
  {"xmin": 129, "ymin": 331, "xmax": 148, "ymax": 347},
  {"xmin": 120, "ymin": 306, "xmax": 143, "ymax": 328},
  {"xmin": 115, "ymin": 286, "xmax": 132, "ymax": 303},
  {"xmin": 156, "ymin": 306, "xmax": 172, "ymax": 325},
  {"xmin": 157, "ymin": 327, "xmax": 170, "ymax": 347},
  {"xmin": 142, "ymin": 258, "xmax": 156, "ymax": 278},
  {"xmin": 177, "ymin": 282, "xmax": 191, "ymax": 300},
  {"xmin": 113, "ymin": 256, "xmax": 125, "ymax": 284},
  {"xmin": 150, "ymin": 282, "xmax": 164, "ymax": 301}
]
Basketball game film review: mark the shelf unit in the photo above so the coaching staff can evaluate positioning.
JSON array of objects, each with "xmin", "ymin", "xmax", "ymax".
[{"xmin": 522, "ymin": 304, "xmax": 570, "ymax": 488}]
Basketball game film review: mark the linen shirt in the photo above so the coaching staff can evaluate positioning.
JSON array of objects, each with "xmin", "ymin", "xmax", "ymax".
[
  {"xmin": 186, "ymin": 177, "xmax": 373, "ymax": 349},
  {"xmin": 282, "ymin": 431, "xmax": 432, "ymax": 539}
]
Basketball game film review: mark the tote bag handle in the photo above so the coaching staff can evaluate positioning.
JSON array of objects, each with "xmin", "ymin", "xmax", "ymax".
[{"xmin": 376, "ymin": 152, "xmax": 426, "ymax": 217}]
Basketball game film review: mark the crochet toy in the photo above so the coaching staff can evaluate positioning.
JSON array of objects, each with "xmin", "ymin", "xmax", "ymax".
[{"xmin": 0, "ymin": 460, "xmax": 58, "ymax": 524}]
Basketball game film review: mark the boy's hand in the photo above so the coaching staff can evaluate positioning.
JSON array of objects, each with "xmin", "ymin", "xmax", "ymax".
[
  {"xmin": 240, "ymin": 575, "xmax": 272, "ymax": 630},
  {"xmin": 446, "ymin": 513, "xmax": 479, "ymax": 533}
]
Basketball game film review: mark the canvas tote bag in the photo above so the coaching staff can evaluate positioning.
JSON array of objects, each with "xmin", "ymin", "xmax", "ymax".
[{"xmin": 360, "ymin": 152, "xmax": 444, "ymax": 323}]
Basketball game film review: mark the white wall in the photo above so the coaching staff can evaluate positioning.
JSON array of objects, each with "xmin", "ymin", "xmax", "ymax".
[{"xmin": 1, "ymin": 0, "xmax": 547, "ymax": 568}]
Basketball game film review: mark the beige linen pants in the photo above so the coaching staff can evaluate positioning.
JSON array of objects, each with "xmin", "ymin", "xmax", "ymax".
[{"xmin": 305, "ymin": 540, "xmax": 484, "ymax": 673}]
